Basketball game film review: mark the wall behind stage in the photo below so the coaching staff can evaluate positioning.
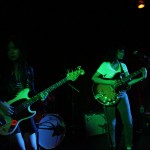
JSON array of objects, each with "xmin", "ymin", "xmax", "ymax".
[{"xmin": 0, "ymin": 1, "xmax": 150, "ymax": 128}]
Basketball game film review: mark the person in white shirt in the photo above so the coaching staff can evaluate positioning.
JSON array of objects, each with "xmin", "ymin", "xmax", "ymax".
[{"xmin": 91, "ymin": 47, "xmax": 147, "ymax": 150}]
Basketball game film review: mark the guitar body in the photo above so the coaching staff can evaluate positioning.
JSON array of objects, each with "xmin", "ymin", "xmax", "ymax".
[
  {"xmin": 0, "ymin": 88, "xmax": 36, "ymax": 135},
  {"xmin": 92, "ymin": 83, "xmax": 120, "ymax": 106},
  {"xmin": 92, "ymin": 71, "xmax": 133, "ymax": 106}
]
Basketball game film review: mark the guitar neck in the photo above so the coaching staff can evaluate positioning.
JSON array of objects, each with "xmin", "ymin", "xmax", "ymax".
[
  {"xmin": 27, "ymin": 78, "xmax": 68, "ymax": 106},
  {"xmin": 22, "ymin": 66, "xmax": 85, "ymax": 108},
  {"xmin": 122, "ymin": 69, "xmax": 142, "ymax": 83}
]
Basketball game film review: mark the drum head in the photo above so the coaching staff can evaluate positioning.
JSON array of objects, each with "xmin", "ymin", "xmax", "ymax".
[{"xmin": 37, "ymin": 114, "xmax": 66, "ymax": 149}]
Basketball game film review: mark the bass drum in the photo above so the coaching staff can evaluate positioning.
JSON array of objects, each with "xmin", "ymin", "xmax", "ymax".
[{"xmin": 37, "ymin": 113, "xmax": 66, "ymax": 150}]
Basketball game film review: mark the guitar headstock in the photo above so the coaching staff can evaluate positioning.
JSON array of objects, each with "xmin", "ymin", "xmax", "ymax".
[{"xmin": 66, "ymin": 66, "xmax": 85, "ymax": 81}]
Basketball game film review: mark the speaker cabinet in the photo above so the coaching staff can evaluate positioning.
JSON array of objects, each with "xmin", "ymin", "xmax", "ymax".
[{"xmin": 83, "ymin": 112, "xmax": 107, "ymax": 136}]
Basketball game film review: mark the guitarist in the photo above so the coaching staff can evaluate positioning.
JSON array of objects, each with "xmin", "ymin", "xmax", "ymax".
[
  {"xmin": 91, "ymin": 47, "xmax": 147, "ymax": 150},
  {"xmin": 0, "ymin": 35, "xmax": 47, "ymax": 150}
]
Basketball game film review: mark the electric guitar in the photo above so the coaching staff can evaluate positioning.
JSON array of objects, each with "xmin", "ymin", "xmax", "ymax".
[
  {"xmin": 92, "ymin": 67, "xmax": 145, "ymax": 106},
  {"xmin": 0, "ymin": 66, "xmax": 85, "ymax": 135}
]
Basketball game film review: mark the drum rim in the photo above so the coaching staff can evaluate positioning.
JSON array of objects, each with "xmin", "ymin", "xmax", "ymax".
[{"xmin": 37, "ymin": 113, "xmax": 66, "ymax": 149}]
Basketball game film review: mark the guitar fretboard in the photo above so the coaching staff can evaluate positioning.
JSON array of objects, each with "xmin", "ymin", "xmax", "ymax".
[
  {"xmin": 15, "ymin": 78, "xmax": 68, "ymax": 112},
  {"xmin": 121, "ymin": 69, "xmax": 142, "ymax": 83},
  {"xmin": 28, "ymin": 78, "xmax": 67, "ymax": 106}
]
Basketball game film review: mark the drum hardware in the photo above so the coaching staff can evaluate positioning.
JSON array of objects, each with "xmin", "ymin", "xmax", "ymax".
[
  {"xmin": 37, "ymin": 122, "xmax": 65, "ymax": 136},
  {"xmin": 35, "ymin": 114, "xmax": 66, "ymax": 150},
  {"xmin": 67, "ymin": 83, "xmax": 80, "ymax": 137},
  {"xmin": 67, "ymin": 83, "xmax": 80, "ymax": 93}
]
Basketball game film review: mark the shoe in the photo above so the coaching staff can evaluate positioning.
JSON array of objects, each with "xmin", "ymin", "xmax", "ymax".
[{"xmin": 126, "ymin": 146, "xmax": 132, "ymax": 150}]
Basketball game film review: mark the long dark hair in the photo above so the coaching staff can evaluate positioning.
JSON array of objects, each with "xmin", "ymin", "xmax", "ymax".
[
  {"xmin": 103, "ymin": 45, "xmax": 126, "ymax": 62},
  {"xmin": 2, "ymin": 35, "xmax": 31, "ymax": 83},
  {"xmin": 6, "ymin": 34, "xmax": 28, "ymax": 63}
]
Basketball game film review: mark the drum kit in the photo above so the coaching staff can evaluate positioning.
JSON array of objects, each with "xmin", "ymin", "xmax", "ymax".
[
  {"xmin": 35, "ymin": 112, "xmax": 66, "ymax": 150},
  {"xmin": 34, "ymin": 82, "xmax": 80, "ymax": 149},
  {"xmin": 36, "ymin": 113, "xmax": 66, "ymax": 149}
]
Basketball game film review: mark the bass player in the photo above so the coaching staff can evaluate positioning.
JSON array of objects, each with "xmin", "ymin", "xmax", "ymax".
[{"xmin": 0, "ymin": 35, "xmax": 48, "ymax": 150}]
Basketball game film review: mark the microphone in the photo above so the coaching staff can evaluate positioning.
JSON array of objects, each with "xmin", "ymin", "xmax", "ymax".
[{"xmin": 133, "ymin": 50, "xmax": 148, "ymax": 59}]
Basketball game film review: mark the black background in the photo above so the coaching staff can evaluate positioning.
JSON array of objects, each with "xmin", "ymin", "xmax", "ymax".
[{"xmin": 0, "ymin": 0, "xmax": 150, "ymax": 134}]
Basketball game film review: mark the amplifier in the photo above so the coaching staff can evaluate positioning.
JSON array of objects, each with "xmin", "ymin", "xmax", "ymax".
[{"xmin": 83, "ymin": 112, "xmax": 107, "ymax": 136}]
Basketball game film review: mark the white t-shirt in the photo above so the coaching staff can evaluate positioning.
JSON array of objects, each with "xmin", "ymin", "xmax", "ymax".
[{"xmin": 97, "ymin": 62, "xmax": 129, "ymax": 79}]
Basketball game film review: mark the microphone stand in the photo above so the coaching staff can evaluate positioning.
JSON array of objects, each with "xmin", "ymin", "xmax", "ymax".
[
  {"xmin": 67, "ymin": 83, "xmax": 80, "ymax": 93},
  {"xmin": 133, "ymin": 50, "xmax": 150, "ymax": 64},
  {"xmin": 67, "ymin": 83, "xmax": 80, "ymax": 137}
]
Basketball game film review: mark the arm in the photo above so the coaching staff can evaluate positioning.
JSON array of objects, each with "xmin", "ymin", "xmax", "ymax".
[
  {"xmin": 91, "ymin": 71, "xmax": 116, "ymax": 85},
  {"xmin": 128, "ymin": 67, "xmax": 147, "ymax": 86},
  {"xmin": 0, "ymin": 74, "xmax": 14, "ymax": 116}
]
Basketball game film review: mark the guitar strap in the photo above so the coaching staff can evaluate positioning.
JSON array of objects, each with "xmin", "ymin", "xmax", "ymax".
[
  {"xmin": 119, "ymin": 62, "xmax": 131, "ymax": 88},
  {"xmin": 119, "ymin": 62, "xmax": 126, "ymax": 79},
  {"xmin": 119, "ymin": 62, "xmax": 125, "ymax": 73}
]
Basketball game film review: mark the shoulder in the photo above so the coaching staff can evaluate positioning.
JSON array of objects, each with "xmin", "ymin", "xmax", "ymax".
[
  {"xmin": 99, "ymin": 62, "xmax": 110, "ymax": 68},
  {"xmin": 101, "ymin": 61, "xmax": 110, "ymax": 66},
  {"xmin": 120, "ymin": 62, "xmax": 127, "ymax": 68},
  {"xmin": 97, "ymin": 62, "xmax": 110, "ymax": 72},
  {"xmin": 120, "ymin": 62, "xmax": 128, "ymax": 72}
]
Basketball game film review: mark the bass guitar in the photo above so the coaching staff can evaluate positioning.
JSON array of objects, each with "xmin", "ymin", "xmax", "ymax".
[
  {"xmin": 0, "ymin": 66, "xmax": 85, "ymax": 135},
  {"xmin": 92, "ymin": 67, "xmax": 145, "ymax": 106}
]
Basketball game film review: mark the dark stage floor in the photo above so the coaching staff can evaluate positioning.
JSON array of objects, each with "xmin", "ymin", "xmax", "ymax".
[
  {"xmin": 39, "ymin": 131, "xmax": 150, "ymax": 150},
  {"xmin": 0, "ymin": 113, "xmax": 149, "ymax": 150},
  {"xmin": 38, "ymin": 113, "xmax": 150, "ymax": 150}
]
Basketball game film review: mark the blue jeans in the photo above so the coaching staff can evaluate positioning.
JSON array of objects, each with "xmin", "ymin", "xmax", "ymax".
[{"xmin": 104, "ymin": 92, "xmax": 133, "ymax": 148}]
